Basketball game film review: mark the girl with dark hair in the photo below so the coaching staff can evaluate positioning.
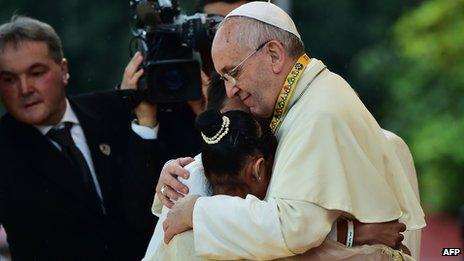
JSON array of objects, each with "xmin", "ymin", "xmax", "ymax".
[
  {"xmin": 144, "ymin": 107, "xmax": 412, "ymax": 261},
  {"xmin": 143, "ymin": 109, "xmax": 277, "ymax": 261},
  {"xmin": 196, "ymin": 109, "xmax": 277, "ymax": 199}
]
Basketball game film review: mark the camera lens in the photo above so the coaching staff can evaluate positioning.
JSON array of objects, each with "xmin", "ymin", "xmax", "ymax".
[
  {"xmin": 146, "ymin": 60, "xmax": 201, "ymax": 103},
  {"xmin": 161, "ymin": 70, "xmax": 184, "ymax": 91}
]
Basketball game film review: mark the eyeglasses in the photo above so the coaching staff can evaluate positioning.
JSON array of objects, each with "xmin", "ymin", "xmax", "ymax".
[{"xmin": 219, "ymin": 41, "xmax": 270, "ymax": 86}]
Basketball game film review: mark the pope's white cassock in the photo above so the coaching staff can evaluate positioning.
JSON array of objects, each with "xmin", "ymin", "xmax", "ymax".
[
  {"xmin": 146, "ymin": 58, "xmax": 425, "ymax": 260},
  {"xmin": 191, "ymin": 59, "xmax": 425, "ymax": 259}
]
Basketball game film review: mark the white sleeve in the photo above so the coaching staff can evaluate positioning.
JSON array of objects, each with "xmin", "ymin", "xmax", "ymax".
[
  {"xmin": 151, "ymin": 193, "xmax": 163, "ymax": 217},
  {"xmin": 131, "ymin": 119, "xmax": 159, "ymax": 139},
  {"xmin": 193, "ymin": 195, "xmax": 339, "ymax": 260},
  {"xmin": 151, "ymin": 155, "xmax": 206, "ymax": 217}
]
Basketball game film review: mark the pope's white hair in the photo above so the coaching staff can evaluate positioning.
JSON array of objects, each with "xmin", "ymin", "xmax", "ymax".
[{"xmin": 217, "ymin": 16, "xmax": 305, "ymax": 59}]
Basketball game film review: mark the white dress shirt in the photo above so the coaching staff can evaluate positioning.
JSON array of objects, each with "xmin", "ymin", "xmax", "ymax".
[
  {"xmin": 35, "ymin": 99, "xmax": 159, "ymax": 203},
  {"xmin": 35, "ymin": 99, "xmax": 104, "ymax": 201}
]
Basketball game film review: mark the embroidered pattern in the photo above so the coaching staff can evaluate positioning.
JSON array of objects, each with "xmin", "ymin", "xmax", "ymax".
[{"xmin": 269, "ymin": 54, "xmax": 310, "ymax": 133}]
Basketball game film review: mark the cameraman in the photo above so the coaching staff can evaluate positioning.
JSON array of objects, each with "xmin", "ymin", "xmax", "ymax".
[
  {"xmin": 120, "ymin": 50, "xmax": 204, "ymax": 254},
  {"xmin": 119, "ymin": 0, "xmax": 255, "ymax": 253}
]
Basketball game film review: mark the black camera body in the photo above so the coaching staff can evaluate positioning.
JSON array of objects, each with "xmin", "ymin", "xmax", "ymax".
[{"xmin": 130, "ymin": 0, "xmax": 222, "ymax": 104}]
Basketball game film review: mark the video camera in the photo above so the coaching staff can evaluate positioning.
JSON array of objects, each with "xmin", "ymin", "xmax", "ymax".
[{"xmin": 129, "ymin": 0, "xmax": 223, "ymax": 104}]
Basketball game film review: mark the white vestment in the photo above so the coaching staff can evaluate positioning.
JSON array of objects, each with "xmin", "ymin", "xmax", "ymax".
[
  {"xmin": 382, "ymin": 130, "xmax": 421, "ymax": 260},
  {"xmin": 187, "ymin": 59, "xmax": 425, "ymax": 260},
  {"xmin": 145, "ymin": 152, "xmax": 416, "ymax": 261},
  {"xmin": 146, "ymin": 59, "xmax": 425, "ymax": 260}
]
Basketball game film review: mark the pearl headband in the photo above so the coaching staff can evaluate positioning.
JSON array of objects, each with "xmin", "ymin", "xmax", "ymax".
[{"xmin": 201, "ymin": 116, "xmax": 230, "ymax": 145}]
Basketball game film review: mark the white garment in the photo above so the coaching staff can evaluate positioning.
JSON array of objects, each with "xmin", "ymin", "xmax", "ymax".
[
  {"xmin": 147, "ymin": 131, "xmax": 419, "ymax": 260},
  {"xmin": 226, "ymin": 1, "xmax": 301, "ymax": 40},
  {"xmin": 382, "ymin": 130, "xmax": 421, "ymax": 260},
  {"xmin": 191, "ymin": 59, "xmax": 425, "ymax": 260},
  {"xmin": 147, "ymin": 155, "xmax": 338, "ymax": 260},
  {"xmin": 143, "ymin": 154, "xmax": 209, "ymax": 261},
  {"xmin": 130, "ymin": 119, "xmax": 159, "ymax": 139}
]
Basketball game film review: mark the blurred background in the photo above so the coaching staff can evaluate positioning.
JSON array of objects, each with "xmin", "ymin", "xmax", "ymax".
[{"xmin": 0, "ymin": 0, "xmax": 462, "ymax": 260}]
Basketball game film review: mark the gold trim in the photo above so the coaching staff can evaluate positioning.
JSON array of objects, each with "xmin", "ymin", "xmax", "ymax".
[{"xmin": 269, "ymin": 54, "xmax": 310, "ymax": 134}]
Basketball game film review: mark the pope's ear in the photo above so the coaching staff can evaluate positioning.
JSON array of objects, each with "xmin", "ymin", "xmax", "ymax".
[{"xmin": 267, "ymin": 40, "xmax": 285, "ymax": 74}]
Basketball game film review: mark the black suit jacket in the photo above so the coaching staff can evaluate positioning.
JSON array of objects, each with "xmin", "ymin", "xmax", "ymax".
[
  {"xmin": 0, "ymin": 90, "xmax": 159, "ymax": 260},
  {"xmin": 122, "ymin": 103, "xmax": 201, "ymax": 255}
]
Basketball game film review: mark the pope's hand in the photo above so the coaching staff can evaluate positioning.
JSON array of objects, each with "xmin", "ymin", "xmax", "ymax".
[
  {"xmin": 156, "ymin": 157, "xmax": 194, "ymax": 208},
  {"xmin": 163, "ymin": 195, "xmax": 199, "ymax": 244}
]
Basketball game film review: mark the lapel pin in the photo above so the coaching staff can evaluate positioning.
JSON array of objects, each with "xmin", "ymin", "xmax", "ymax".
[{"xmin": 99, "ymin": 144, "xmax": 111, "ymax": 156}]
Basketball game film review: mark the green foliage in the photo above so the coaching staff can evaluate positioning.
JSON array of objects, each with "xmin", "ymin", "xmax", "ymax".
[
  {"xmin": 0, "ymin": 0, "xmax": 132, "ymax": 97},
  {"xmin": 293, "ymin": 0, "xmax": 419, "ymax": 117},
  {"xmin": 356, "ymin": 0, "xmax": 464, "ymax": 213}
]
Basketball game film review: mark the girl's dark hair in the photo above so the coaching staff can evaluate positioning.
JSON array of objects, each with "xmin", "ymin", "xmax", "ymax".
[{"xmin": 196, "ymin": 109, "xmax": 277, "ymax": 193}]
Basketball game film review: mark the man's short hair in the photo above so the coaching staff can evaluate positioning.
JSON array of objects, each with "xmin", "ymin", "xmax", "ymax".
[
  {"xmin": 219, "ymin": 16, "xmax": 305, "ymax": 60},
  {"xmin": 0, "ymin": 15, "xmax": 63, "ymax": 63}
]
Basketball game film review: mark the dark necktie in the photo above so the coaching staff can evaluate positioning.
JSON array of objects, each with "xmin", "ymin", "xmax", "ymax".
[{"xmin": 47, "ymin": 122, "xmax": 105, "ymax": 213}]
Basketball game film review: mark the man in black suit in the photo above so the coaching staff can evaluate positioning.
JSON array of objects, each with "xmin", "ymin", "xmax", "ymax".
[{"xmin": 0, "ymin": 16, "xmax": 179, "ymax": 260}]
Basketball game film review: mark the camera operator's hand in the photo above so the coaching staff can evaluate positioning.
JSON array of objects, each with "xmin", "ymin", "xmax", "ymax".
[
  {"xmin": 121, "ymin": 52, "xmax": 158, "ymax": 127},
  {"xmin": 122, "ymin": 51, "xmax": 144, "ymax": 90}
]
